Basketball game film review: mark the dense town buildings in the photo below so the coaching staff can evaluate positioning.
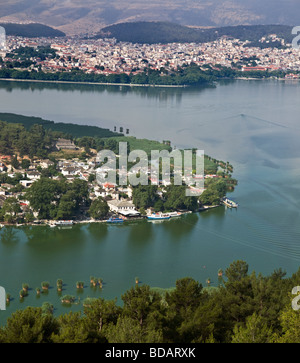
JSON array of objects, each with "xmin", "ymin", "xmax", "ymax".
[{"xmin": 1, "ymin": 34, "xmax": 300, "ymax": 76}]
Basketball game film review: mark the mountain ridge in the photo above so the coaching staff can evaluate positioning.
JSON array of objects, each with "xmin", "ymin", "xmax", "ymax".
[
  {"xmin": 0, "ymin": 22, "xmax": 65, "ymax": 37},
  {"xmin": 97, "ymin": 22, "xmax": 294, "ymax": 45},
  {"xmin": 0, "ymin": 0, "xmax": 299, "ymax": 35}
]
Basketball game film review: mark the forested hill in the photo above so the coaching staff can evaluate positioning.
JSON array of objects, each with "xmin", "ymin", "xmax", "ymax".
[
  {"xmin": 0, "ymin": 113, "xmax": 120, "ymax": 139},
  {"xmin": 0, "ymin": 23, "xmax": 65, "ymax": 38},
  {"xmin": 98, "ymin": 22, "xmax": 294, "ymax": 44}
]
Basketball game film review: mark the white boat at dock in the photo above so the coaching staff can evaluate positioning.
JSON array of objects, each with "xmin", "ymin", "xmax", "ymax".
[
  {"xmin": 147, "ymin": 211, "xmax": 183, "ymax": 220},
  {"xmin": 222, "ymin": 197, "xmax": 238, "ymax": 208},
  {"xmin": 165, "ymin": 212, "xmax": 182, "ymax": 218},
  {"xmin": 147, "ymin": 213, "xmax": 171, "ymax": 220},
  {"xmin": 53, "ymin": 220, "xmax": 74, "ymax": 226}
]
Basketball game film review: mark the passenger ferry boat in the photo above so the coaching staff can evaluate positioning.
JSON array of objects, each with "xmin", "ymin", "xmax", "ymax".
[
  {"xmin": 165, "ymin": 212, "xmax": 182, "ymax": 218},
  {"xmin": 107, "ymin": 217, "xmax": 124, "ymax": 223},
  {"xmin": 54, "ymin": 220, "xmax": 74, "ymax": 226},
  {"xmin": 222, "ymin": 197, "xmax": 238, "ymax": 208},
  {"xmin": 147, "ymin": 213, "xmax": 171, "ymax": 220}
]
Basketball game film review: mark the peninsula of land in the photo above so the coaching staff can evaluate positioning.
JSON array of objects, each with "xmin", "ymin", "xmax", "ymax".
[{"xmin": 0, "ymin": 113, "xmax": 237, "ymax": 226}]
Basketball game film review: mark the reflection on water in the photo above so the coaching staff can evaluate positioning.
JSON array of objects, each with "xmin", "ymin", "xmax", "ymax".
[
  {"xmin": 127, "ymin": 220, "xmax": 153, "ymax": 245},
  {"xmin": 199, "ymin": 206, "xmax": 226, "ymax": 220},
  {"xmin": 23, "ymin": 225, "xmax": 85, "ymax": 246},
  {"xmin": 160, "ymin": 213, "xmax": 199, "ymax": 241},
  {"xmin": 0, "ymin": 227, "xmax": 19, "ymax": 245},
  {"xmin": 0, "ymin": 80, "xmax": 214, "ymax": 101},
  {"xmin": 87, "ymin": 222, "xmax": 108, "ymax": 242}
]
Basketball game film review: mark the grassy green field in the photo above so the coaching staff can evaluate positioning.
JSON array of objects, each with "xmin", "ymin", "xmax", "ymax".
[{"xmin": 104, "ymin": 136, "xmax": 172, "ymax": 155}]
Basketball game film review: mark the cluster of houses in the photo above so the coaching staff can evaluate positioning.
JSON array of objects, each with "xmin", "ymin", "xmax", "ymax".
[
  {"xmin": 0, "ymin": 139, "xmax": 224, "ymax": 222},
  {"xmin": 3, "ymin": 32, "xmax": 300, "ymax": 79},
  {"xmin": 0, "ymin": 150, "xmax": 142, "ymax": 221}
]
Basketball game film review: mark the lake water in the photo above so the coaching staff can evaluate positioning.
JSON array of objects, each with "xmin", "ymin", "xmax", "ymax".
[{"xmin": 0, "ymin": 79, "xmax": 300, "ymax": 324}]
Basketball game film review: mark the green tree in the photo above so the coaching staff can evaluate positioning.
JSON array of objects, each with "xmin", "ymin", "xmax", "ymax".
[
  {"xmin": 225, "ymin": 260, "xmax": 249, "ymax": 283},
  {"xmin": 105, "ymin": 316, "xmax": 163, "ymax": 343},
  {"xmin": 0, "ymin": 307, "xmax": 58, "ymax": 343},
  {"xmin": 56, "ymin": 191, "xmax": 76, "ymax": 220},
  {"xmin": 83, "ymin": 298, "xmax": 121, "ymax": 342},
  {"xmin": 41, "ymin": 302, "xmax": 54, "ymax": 315},
  {"xmin": 231, "ymin": 313, "xmax": 274, "ymax": 343},
  {"xmin": 70, "ymin": 179, "xmax": 89, "ymax": 209},
  {"xmin": 11, "ymin": 156, "xmax": 20, "ymax": 169},
  {"xmin": 88, "ymin": 174, "xmax": 96, "ymax": 183},
  {"xmin": 88, "ymin": 197, "xmax": 109, "ymax": 219},
  {"xmin": 25, "ymin": 178, "xmax": 66, "ymax": 219},
  {"xmin": 2, "ymin": 197, "xmax": 21, "ymax": 218},
  {"xmin": 164, "ymin": 278, "xmax": 207, "ymax": 342},
  {"xmin": 199, "ymin": 189, "xmax": 220, "ymax": 206},
  {"xmin": 51, "ymin": 312, "xmax": 89, "ymax": 343},
  {"xmin": 122, "ymin": 285, "xmax": 163, "ymax": 327},
  {"xmin": 163, "ymin": 185, "xmax": 198, "ymax": 211},
  {"xmin": 275, "ymin": 305, "xmax": 300, "ymax": 343},
  {"xmin": 166, "ymin": 278, "xmax": 204, "ymax": 315},
  {"xmin": 132, "ymin": 185, "xmax": 158, "ymax": 210}
]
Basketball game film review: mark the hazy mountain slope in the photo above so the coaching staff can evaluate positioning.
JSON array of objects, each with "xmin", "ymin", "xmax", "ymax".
[
  {"xmin": 0, "ymin": 0, "xmax": 298, "ymax": 35},
  {"xmin": 0, "ymin": 22, "xmax": 65, "ymax": 37},
  {"xmin": 98, "ymin": 22, "xmax": 294, "ymax": 44}
]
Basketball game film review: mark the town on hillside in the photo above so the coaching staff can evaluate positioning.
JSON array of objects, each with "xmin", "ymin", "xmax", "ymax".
[{"xmin": 0, "ymin": 33, "xmax": 300, "ymax": 81}]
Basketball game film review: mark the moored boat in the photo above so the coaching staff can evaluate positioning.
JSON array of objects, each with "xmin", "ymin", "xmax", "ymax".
[
  {"xmin": 107, "ymin": 217, "xmax": 124, "ymax": 223},
  {"xmin": 147, "ymin": 213, "xmax": 171, "ymax": 220},
  {"xmin": 222, "ymin": 197, "xmax": 238, "ymax": 208},
  {"xmin": 54, "ymin": 220, "xmax": 74, "ymax": 226},
  {"xmin": 165, "ymin": 212, "xmax": 182, "ymax": 218}
]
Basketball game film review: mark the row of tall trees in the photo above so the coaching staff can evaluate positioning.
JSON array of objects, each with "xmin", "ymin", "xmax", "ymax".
[
  {"xmin": 0, "ymin": 64, "xmax": 213, "ymax": 86},
  {"xmin": 0, "ymin": 63, "xmax": 296, "ymax": 87}
]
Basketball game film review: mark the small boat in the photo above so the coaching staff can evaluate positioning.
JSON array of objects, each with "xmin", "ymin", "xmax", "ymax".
[
  {"xmin": 147, "ymin": 213, "xmax": 171, "ymax": 220},
  {"xmin": 222, "ymin": 197, "xmax": 238, "ymax": 208},
  {"xmin": 55, "ymin": 220, "xmax": 74, "ymax": 226},
  {"xmin": 107, "ymin": 217, "xmax": 124, "ymax": 223},
  {"xmin": 165, "ymin": 212, "xmax": 182, "ymax": 218}
]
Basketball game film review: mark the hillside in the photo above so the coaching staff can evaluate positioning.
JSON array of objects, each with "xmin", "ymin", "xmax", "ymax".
[
  {"xmin": 98, "ymin": 22, "xmax": 202, "ymax": 44},
  {"xmin": 0, "ymin": 23, "xmax": 65, "ymax": 37},
  {"xmin": 98, "ymin": 22, "xmax": 294, "ymax": 44},
  {"xmin": 0, "ymin": 113, "xmax": 120, "ymax": 138},
  {"xmin": 0, "ymin": 0, "xmax": 298, "ymax": 35}
]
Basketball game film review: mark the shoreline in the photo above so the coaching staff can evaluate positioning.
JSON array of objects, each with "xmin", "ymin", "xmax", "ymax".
[
  {"xmin": 0, "ymin": 206, "xmax": 221, "ymax": 229},
  {"xmin": 0, "ymin": 77, "xmax": 298, "ymax": 89},
  {"xmin": 0, "ymin": 77, "xmax": 187, "ymax": 88},
  {"xmin": 235, "ymin": 77, "xmax": 300, "ymax": 81}
]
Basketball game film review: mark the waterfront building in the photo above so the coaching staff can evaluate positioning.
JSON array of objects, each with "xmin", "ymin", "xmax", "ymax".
[{"xmin": 107, "ymin": 199, "xmax": 139, "ymax": 216}]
